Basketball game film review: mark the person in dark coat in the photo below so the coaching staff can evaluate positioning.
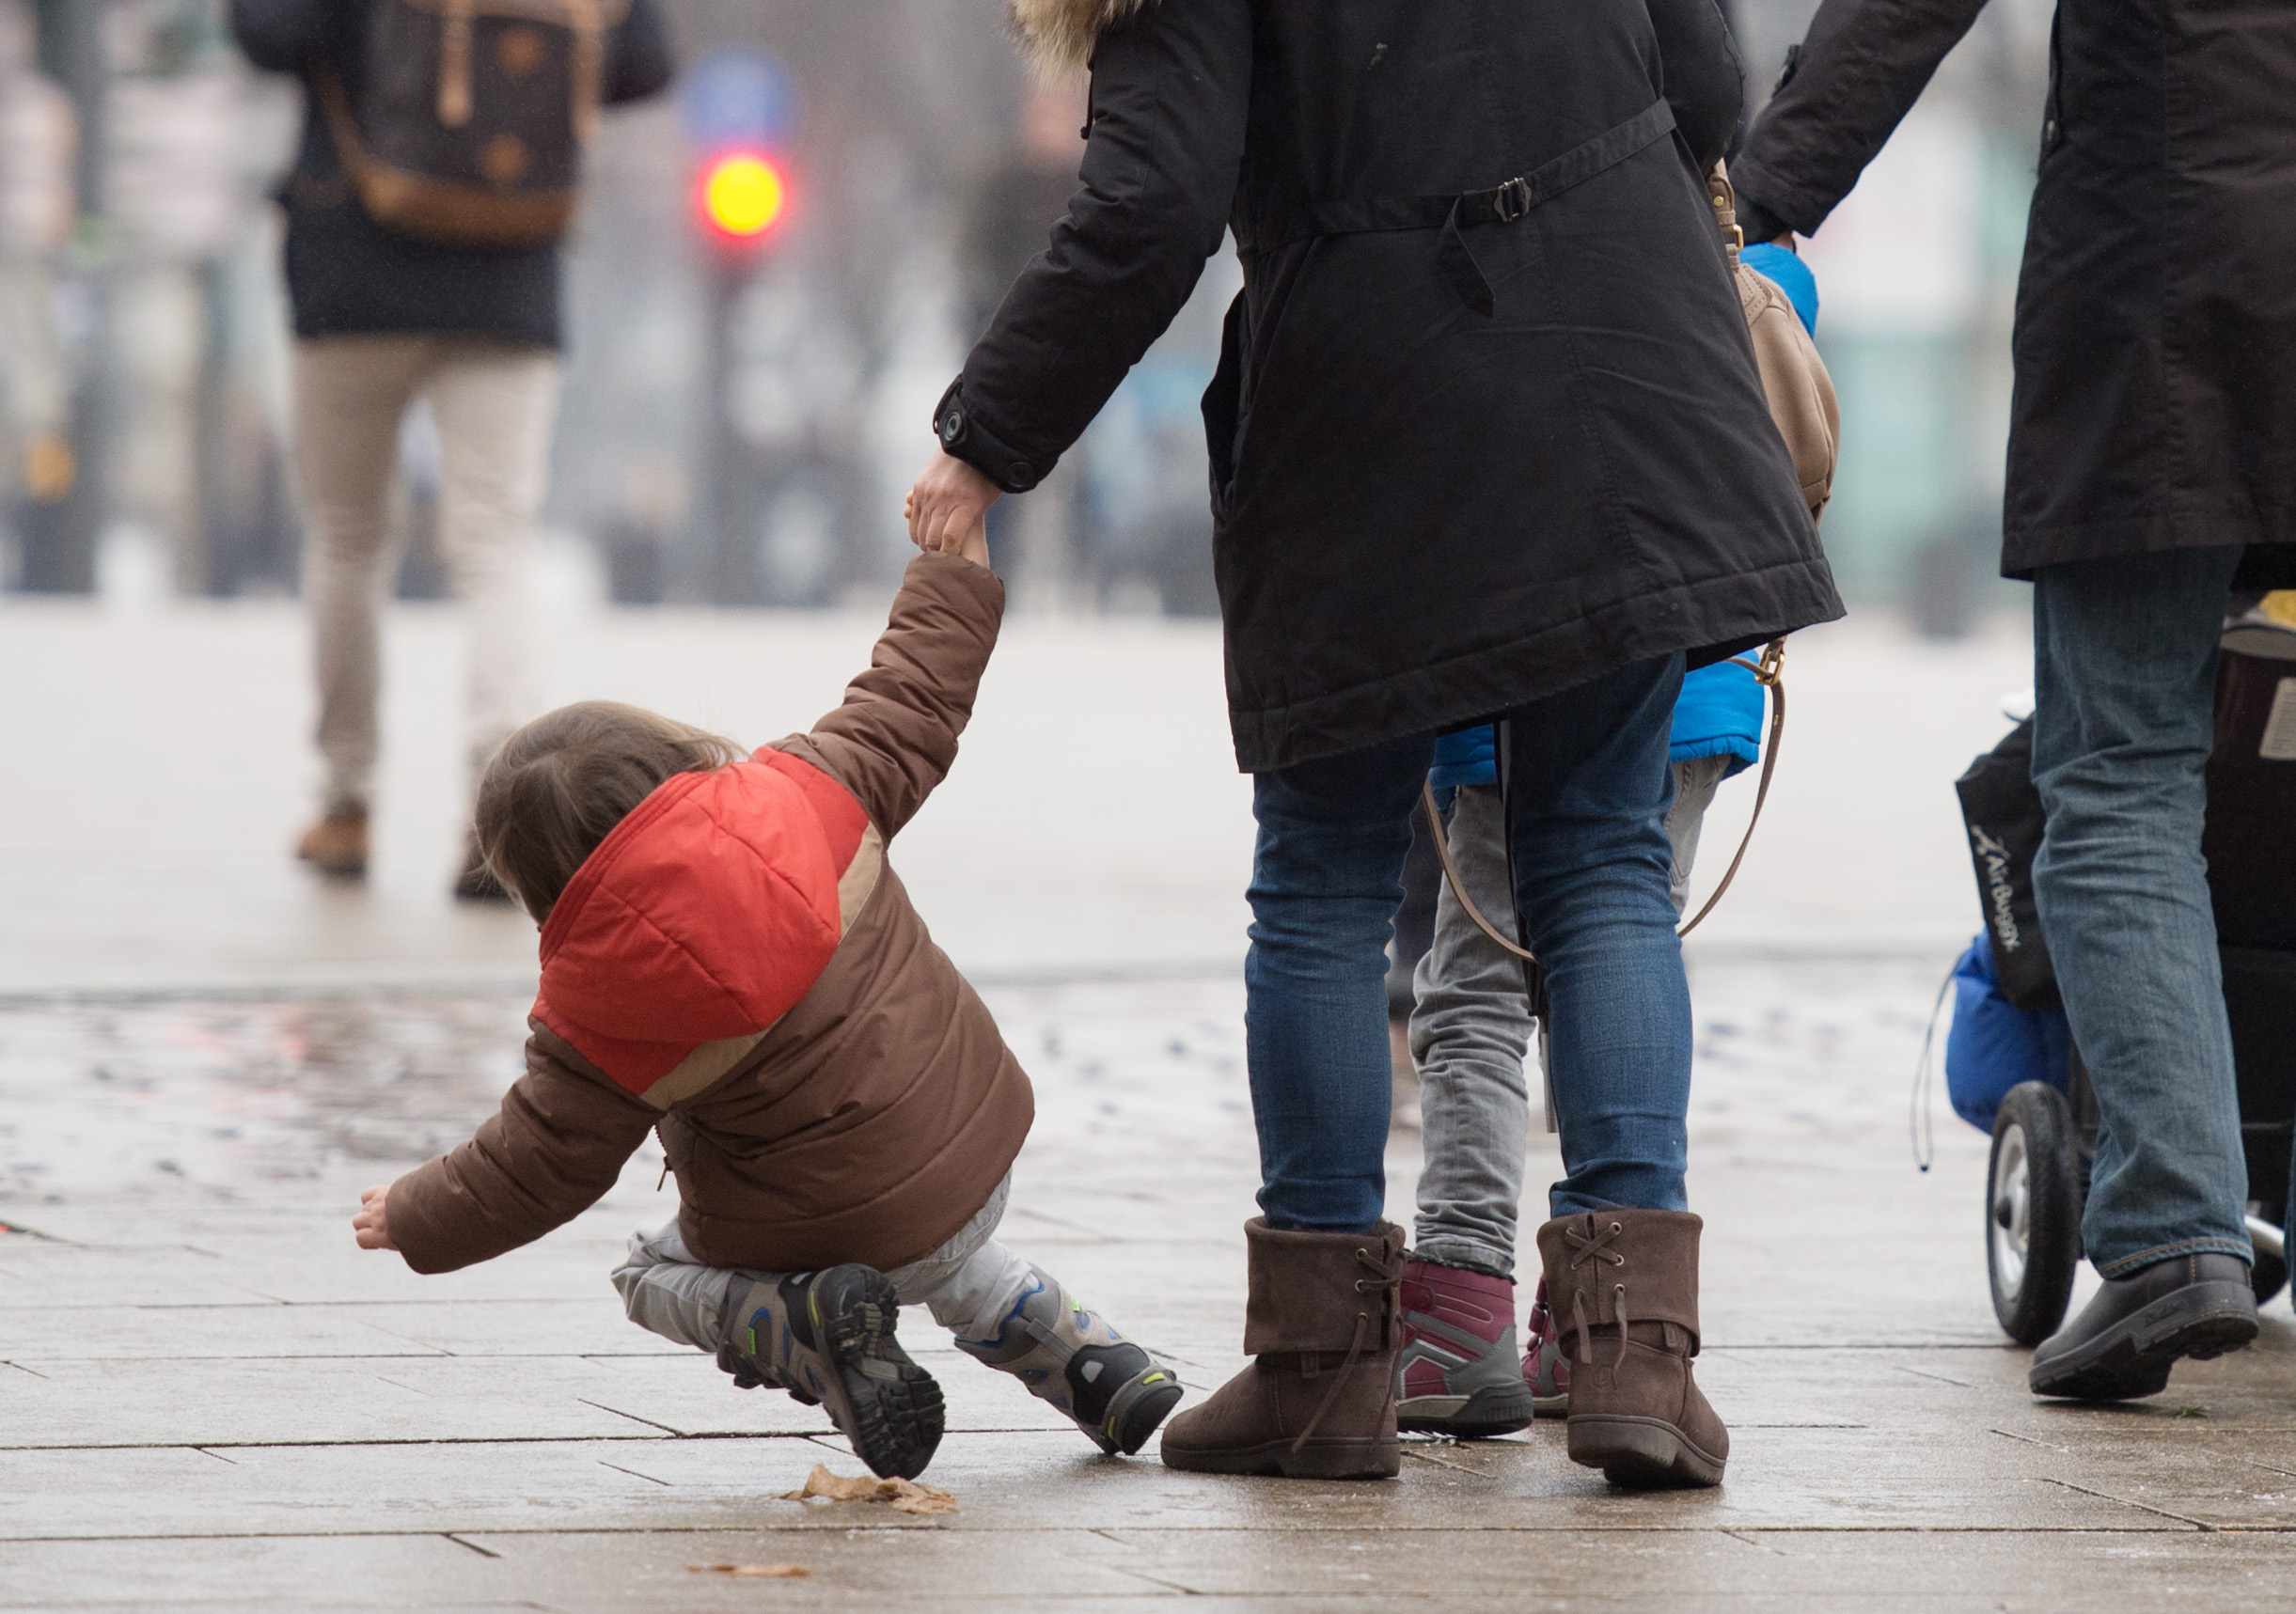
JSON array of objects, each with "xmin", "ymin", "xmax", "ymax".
[
  {"xmin": 1734, "ymin": 0, "xmax": 2294, "ymax": 1402},
  {"xmin": 909, "ymin": 0, "xmax": 1840, "ymax": 1489},
  {"xmin": 229, "ymin": 0, "xmax": 672, "ymax": 895}
]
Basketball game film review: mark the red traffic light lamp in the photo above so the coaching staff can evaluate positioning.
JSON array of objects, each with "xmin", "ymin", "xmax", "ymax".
[{"xmin": 699, "ymin": 149, "xmax": 790, "ymax": 245}]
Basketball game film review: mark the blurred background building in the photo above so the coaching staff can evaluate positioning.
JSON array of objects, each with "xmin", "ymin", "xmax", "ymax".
[{"xmin": 0, "ymin": 0, "xmax": 2052, "ymax": 629}]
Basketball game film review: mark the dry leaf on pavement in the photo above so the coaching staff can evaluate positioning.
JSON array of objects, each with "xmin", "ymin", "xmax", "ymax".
[
  {"xmin": 780, "ymin": 1462, "xmax": 959, "ymax": 1516},
  {"xmin": 688, "ymin": 1562, "xmax": 811, "ymax": 1577}
]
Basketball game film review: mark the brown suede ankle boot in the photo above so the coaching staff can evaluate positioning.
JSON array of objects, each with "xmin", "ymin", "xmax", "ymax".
[
  {"xmin": 1534, "ymin": 1210, "xmax": 1728, "ymax": 1489},
  {"xmin": 1159, "ymin": 1219, "xmax": 1405, "ymax": 1479},
  {"xmin": 295, "ymin": 804, "xmax": 370, "ymax": 879}
]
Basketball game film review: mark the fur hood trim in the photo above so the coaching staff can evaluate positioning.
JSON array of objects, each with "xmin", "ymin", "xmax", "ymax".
[{"xmin": 1007, "ymin": 0, "xmax": 1159, "ymax": 78}]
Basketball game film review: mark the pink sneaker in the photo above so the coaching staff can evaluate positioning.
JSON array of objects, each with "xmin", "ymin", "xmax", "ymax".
[
  {"xmin": 1522, "ymin": 1276, "xmax": 1570, "ymax": 1417},
  {"xmin": 1395, "ymin": 1257, "xmax": 1536, "ymax": 1437}
]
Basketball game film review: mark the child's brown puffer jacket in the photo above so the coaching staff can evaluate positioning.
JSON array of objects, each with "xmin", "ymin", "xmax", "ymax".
[{"xmin": 386, "ymin": 554, "xmax": 1033, "ymax": 1276}]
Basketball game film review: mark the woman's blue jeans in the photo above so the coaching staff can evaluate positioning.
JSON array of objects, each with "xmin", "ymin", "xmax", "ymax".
[{"xmin": 1245, "ymin": 653, "xmax": 1692, "ymax": 1232}]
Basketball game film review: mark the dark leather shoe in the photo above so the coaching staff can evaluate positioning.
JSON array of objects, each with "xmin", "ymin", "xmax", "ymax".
[{"xmin": 2029, "ymin": 1252, "xmax": 2258, "ymax": 1401}]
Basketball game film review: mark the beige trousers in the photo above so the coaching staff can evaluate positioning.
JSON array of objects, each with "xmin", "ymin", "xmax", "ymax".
[{"xmin": 292, "ymin": 335, "xmax": 559, "ymax": 809}]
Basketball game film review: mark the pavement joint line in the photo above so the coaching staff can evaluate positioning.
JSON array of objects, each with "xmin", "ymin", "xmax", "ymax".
[
  {"xmin": 0, "ymin": 1434, "xmax": 855, "ymax": 1453},
  {"xmin": 1890, "ymin": 1365, "xmax": 1978, "ymax": 1388},
  {"xmin": 1989, "ymin": 1428, "xmax": 2068, "ymax": 1450},
  {"xmin": 1, "ymin": 1359, "xmax": 50, "ymax": 1378},
  {"xmin": 1096, "ymin": 1560, "xmax": 1198, "ymax": 1595},
  {"xmin": 2030, "ymin": 1475, "xmax": 2214, "ymax": 1530},
  {"xmin": 189, "ymin": 1447, "xmax": 238, "ymax": 1465},
  {"xmin": 572, "ymin": 1398, "xmax": 687, "ymax": 1436},
  {"xmin": 0, "ymin": 1223, "xmax": 78, "ymax": 1244},
  {"xmin": 1399, "ymin": 1446, "xmax": 1487, "ymax": 1478},
  {"xmin": 593, "ymin": 1459, "xmax": 674, "ymax": 1487},
  {"xmin": 4, "ymin": 1525, "xmax": 2282, "ymax": 1546},
  {"xmin": 1720, "ymin": 1528, "xmax": 1789, "ymax": 1557},
  {"xmin": 0, "ymin": 958, "xmax": 1256, "ymax": 1010},
  {"xmin": 2227, "ymin": 1453, "xmax": 2296, "ymax": 1481},
  {"xmin": 443, "ymin": 1534, "xmax": 503, "ymax": 1559}
]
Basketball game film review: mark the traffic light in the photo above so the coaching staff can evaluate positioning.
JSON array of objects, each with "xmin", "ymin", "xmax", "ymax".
[{"xmin": 698, "ymin": 149, "xmax": 790, "ymax": 244}]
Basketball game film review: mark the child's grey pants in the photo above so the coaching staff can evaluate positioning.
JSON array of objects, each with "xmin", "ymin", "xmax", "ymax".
[
  {"xmin": 611, "ymin": 1174, "xmax": 1036, "ymax": 1350},
  {"xmin": 1407, "ymin": 759, "xmax": 1729, "ymax": 1277}
]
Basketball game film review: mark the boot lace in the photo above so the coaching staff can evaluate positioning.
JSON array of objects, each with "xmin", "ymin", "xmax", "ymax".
[
  {"xmin": 1290, "ymin": 1246, "xmax": 1402, "ymax": 1454},
  {"xmin": 1564, "ymin": 1220, "xmax": 1631, "ymax": 1369}
]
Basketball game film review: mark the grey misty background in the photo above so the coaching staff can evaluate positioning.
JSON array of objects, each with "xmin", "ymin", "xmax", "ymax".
[{"xmin": 0, "ymin": 0, "xmax": 2051, "ymax": 629}]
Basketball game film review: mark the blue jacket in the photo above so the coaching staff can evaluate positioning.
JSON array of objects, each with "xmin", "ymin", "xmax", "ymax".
[{"xmin": 1430, "ymin": 660, "xmax": 1767, "ymax": 790}]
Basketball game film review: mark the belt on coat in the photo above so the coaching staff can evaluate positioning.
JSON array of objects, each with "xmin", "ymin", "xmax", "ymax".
[{"xmin": 1231, "ymin": 100, "xmax": 1678, "ymax": 316}]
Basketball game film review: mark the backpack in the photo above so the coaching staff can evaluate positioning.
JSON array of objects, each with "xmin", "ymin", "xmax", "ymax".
[{"xmin": 316, "ymin": 0, "xmax": 627, "ymax": 248}]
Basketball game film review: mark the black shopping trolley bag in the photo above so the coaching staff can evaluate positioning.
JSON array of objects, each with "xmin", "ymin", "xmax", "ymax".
[{"xmin": 1955, "ymin": 719, "xmax": 2059, "ymax": 1010}]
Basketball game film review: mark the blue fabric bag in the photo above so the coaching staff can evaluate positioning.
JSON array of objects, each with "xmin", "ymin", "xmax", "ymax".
[{"xmin": 1944, "ymin": 933, "xmax": 2072, "ymax": 1131}]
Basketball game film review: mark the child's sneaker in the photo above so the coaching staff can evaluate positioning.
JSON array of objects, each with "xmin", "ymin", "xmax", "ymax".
[
  {"xmin": 951, "ymin": 1268, "xmax": 1182, "ymax": 1455},
  {"xmin": 1395, "ymin": 1256, "xmax": 1537, "ymax": 1436},
  {"xmin": 718, "ymin": 1264, "xmax": 945, "ymax": 1480},
  {"xmin": 1522, "ymin": 1275, "xmax": 1570, "ymax": 1418}
]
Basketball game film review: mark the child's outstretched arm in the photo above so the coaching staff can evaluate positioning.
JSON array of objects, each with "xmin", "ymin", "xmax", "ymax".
[
  {"xmin": 768, "ymin": 541, "xmax": 1001, "ymax": 839},
  {"xmin": 353, "ymin": 1027, "xmax": 658, "ymax": 1273}
]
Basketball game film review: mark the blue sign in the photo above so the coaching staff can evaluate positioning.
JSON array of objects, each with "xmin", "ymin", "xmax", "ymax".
[{"xmin": 682, "ymin": 49, "xmax": 795, "ymax": 149}]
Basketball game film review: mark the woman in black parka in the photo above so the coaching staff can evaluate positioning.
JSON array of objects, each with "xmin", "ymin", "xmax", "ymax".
[
  {"xmin": 1735, "ymin": 0, "xmax": 2293, "ymax": 1404},
  {"xmin": 909, "ymin": 0, "xmax": 1842, "ymax": 1486}
]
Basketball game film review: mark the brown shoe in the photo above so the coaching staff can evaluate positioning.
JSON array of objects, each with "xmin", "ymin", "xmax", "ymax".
[
  {"xmin": 1535, "ymin": 1209, "xmax": 1728, "ymax": 1489},
  {"xmin": 1159, "ymin": 1219, "xmax": 1405, "ymax": 1479},
  {"xmin": 452, "ymin": 835, "xmax": 513, "ymax": 904},
  {"xmin": 295, "ymin": 804, "xmax": 369, "ymax": 879}
]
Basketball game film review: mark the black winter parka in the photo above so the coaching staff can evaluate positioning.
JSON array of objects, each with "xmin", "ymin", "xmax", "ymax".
[
  {"xmin": 228, "ymin": 0, "xmax": 673, "ymax": 349},
  {"xmin": 1735, "ymin": 0, "xmax": 2296, "ymax": 586},
  {"xmin": 942, "ymin": 0, "xmax": 1843, "ymax": 773}
]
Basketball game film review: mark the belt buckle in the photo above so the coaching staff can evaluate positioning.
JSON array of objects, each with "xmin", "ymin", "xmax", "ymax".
[{"xmin": 1492, "ymin": 177, "xmax": 1533, "ymax": 223}]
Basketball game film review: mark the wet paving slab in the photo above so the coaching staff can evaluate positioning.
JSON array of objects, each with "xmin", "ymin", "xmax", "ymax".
[{"xmin": 2, "ymin": 961, "xmax": 2293, "ymax": 1608}]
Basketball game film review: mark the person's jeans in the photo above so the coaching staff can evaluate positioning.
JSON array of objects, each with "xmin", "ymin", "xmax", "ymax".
[
  {"xmin": 1245, "ymin": 653, "xmax": 1692, "ymax": 1232},
  {"xmin": 1408, "ymin": 756, "xmax": 1730, "ymax": 1277},
  {"xmin": 2031, "ymin": 546, "xmax": 2253, "ymax": 1279}
]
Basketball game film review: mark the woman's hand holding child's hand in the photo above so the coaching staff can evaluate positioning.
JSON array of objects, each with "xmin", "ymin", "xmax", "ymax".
[
  {"xmin": 905, "ymin": 451, "xmax": 997, "ymax": 571},
  {"xmin": 353, "ymin": 1183, "xmax": 398, "ymax": 1252}
]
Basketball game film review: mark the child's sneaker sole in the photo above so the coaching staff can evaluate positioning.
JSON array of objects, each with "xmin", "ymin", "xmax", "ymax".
[
  {"xmin": 1397, "ymin": 1380, "xmax": 1537, "ymax": 1438},
  {"xmin": 802, "ymin": 1265, "xmax": 945, "ymax": 1480},
  {"xmin": 1075, "ymin": 1347, "xmax": 1185, "ymax": 1455}
]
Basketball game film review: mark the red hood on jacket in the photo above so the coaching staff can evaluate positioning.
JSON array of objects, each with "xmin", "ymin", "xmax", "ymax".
[{"xmin": 533, "ymin": 750, "xmax": 871, "ymax": 1097}]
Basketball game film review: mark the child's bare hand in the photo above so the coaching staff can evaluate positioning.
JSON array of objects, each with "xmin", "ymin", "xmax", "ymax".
[
  {"xmin": 905, "ymin": 450, "xmax": 999, "ymax": 562},
  {"xmin": 353, "ymin": 1183, "xmax": 398, "ymax": 1252}
]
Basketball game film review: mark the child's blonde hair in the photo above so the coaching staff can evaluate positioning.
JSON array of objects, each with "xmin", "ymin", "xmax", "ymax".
[{"xmin": 476, "ymin": 701, "xmax": 743, "ymax": 922}]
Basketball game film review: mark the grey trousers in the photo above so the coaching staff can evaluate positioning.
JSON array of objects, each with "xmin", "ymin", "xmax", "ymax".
[
  {"xmin": 1408, "ymin": 758, "xmax": 1730, "ymax": 1277},
  {"xmin": 609, "ymin": 1174, "xmax": 1038, "ymax": 1350},
  {"xmin": 292, "ymin": 335, "xmax": 558, "ymax": 808}
]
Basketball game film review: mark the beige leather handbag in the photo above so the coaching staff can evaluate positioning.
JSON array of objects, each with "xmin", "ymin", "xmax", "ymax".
[
  {"xmin": 1421, "ymin": 165, "xmax": 1831, "ymax": 954},
  {"xmin": 1707, "ymin": 160, "xmax": 1840, "ymax": 524}
]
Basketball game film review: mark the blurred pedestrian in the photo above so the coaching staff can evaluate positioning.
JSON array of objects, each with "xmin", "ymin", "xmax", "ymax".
[
  {"xmin": 228, "ymin": 0, "xmax": 671, "ymax": 895},
  {"xmin": 909, "ymin": 0, "xmax": 1841, "ymax": 1489},
  {"xmin": 352, "ymin": 534, "xmax": 1181, "ymax": 1481},
  {"xmin": 1735, "ymin": 0, "xmax": 2294, "ymax": 1400},
  {"xmin": 960, "ymin": 80, "xmax": 1091, "ymax": 607}
]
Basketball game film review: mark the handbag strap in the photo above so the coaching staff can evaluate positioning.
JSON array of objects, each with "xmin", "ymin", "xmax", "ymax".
[
  {"xmin": 1420, "ymin": 638, "xmax": 1787, "ymax": 964},
  {"xmin": 1705, "ymin": 158, "xmax": 1746, "ymax": 266}
]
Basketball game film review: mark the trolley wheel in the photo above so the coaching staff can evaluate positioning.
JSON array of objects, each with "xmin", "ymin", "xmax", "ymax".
[{"xmin": 1988, "ymin": 1081, "xmax": 2083, "ymax": 1346}]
